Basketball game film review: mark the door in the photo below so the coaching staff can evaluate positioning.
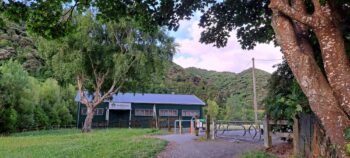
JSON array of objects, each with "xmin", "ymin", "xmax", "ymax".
[{"xmin": 109, "ymin": 110, "xmax": 130, "ymax": 128}]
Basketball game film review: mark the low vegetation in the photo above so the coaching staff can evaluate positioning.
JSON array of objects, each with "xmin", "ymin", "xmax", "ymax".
[
  {"xmin": 240, "ymin": 151, "xmax": 277, "ymax": 158},
  {"xmin": 0, "ymin": 128, "xmax": 167, "ymax": 158}
]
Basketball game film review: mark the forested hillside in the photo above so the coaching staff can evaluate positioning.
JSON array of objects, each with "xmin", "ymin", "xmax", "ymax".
[
  {"xmin": 146, "ymin": 62, "xmax": 271, "ymax": 120},
  {"xmin": 0, "ymin": 16, "xmax": 76, "ymax": 133}
]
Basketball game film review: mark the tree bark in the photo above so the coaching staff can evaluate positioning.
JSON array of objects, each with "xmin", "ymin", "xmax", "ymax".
[
  {"xmin": 270, "ymin": 10, "xmax": 350, "ymax": 157},
  {"xmin": 270, "ymin": 0, "xmax": 350, "ymax": 116},
  {"xmin": 82, "ymin": 105, "xmax": 95, "ymax": 133},
  {"xmin": 312, "ymin": 10, "xmax": 350, "ymax": 116}
]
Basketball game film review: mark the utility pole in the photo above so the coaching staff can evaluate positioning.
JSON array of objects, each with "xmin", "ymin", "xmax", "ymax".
[{"xmin": 252, "ymin": 58, "xmax": 258, "ymax": 126}]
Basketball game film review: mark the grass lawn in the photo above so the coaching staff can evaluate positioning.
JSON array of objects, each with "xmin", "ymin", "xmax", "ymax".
[{"xmin": 0, "ymin": 128, "xmax": 167, "ymax": 158}]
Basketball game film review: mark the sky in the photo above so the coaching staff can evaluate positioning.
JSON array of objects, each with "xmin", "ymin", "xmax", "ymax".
[{"xmin": 168, "ymin": 14, "xmax": 283, "ymax": 74}]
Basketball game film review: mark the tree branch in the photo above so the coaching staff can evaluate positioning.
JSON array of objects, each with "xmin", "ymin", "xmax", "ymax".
[
  {"xmin": 269, "ymin": 0, "xmax": 315, "ymax": 28},
  {"xmin": 77, "ymin": 75, "xmax": 89, "ymax": 106},
  {"xmin": 96, "ymin": 55, "xmax": 138, "ymax": 106},
  {"xmin": 311, "ymin": 0, "xmax": 322, "ymax": 14}
]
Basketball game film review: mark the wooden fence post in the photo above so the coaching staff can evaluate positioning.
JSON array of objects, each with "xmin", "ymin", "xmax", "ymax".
[
  {"xmin": 212, "ymin": 119, "xmax": 215, "ymax": 140},
  {"xmin": 206, "ymin": 114, "xmax": 211, "ymax": 140},
  {"xmin": 179, "ymin": 119, "xmax": 182, "ymax": 134},
  {"xmin": 264, "ymin": 115, "xmax": 272, "ymax": 148},
  {"xmin": 293, "ymin": 116, "xmax": 300, "ymax": 155}
]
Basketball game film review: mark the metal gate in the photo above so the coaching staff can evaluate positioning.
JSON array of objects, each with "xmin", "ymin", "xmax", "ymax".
[{"xmin": 214, "ymin": 120, "xmax": 263, "ymax": 141}]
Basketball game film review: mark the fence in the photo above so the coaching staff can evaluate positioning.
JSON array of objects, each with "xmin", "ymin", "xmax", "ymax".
[
  {"xmin": 214, "ymin": 120, "xmax": 263, "ymax": 140},
  {"xmin": 297, "ymin": 113, "xmax": 335, "ymax": 157},
  {"xmin": 264, "ymin": 113, "xmax": 336, "ymax": 158},
  {"xmin": 87, "ymin": 118, "xmax": 180, "ymax": 130}
]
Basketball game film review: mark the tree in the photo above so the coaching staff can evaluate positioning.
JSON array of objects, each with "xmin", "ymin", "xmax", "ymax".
[
  {"xmin": 205, "ymin": 99, "xmax": 219, "ymax": 120},
  {"xmin": 0, "ymin": 60, "xmax": 32, "ymax": 132},
  {"xmin": 268, "ymin": 1, "xmax": 350, "ymax": 156},
  {"xmin": 38, "ymin": 14, "xmax": 176, "ymax": 132},
  {"xmin": 224, "ymin": 94, "xmax": 254, "ymax": 121}
]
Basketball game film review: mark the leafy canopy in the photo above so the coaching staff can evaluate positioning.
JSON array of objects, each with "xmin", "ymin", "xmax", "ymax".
[
  {"xmin": 38, "ymin": 13, "xmax": 176, "ymax": 93},
  {"xmin": 1, "ymin": 0, "xmax": 350, "ymax": 50}
]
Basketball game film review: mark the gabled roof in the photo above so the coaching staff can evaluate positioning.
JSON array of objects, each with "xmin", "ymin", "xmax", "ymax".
[{"xmin": 75, "ymin": 92, "xmax": 206, "ymax": 106}]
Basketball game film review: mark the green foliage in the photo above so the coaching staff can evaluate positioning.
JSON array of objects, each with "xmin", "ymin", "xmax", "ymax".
[
  {"xmin": 240, "ymin": 151, "xmax": 277, "ymax": 158},
  {"xmin": 145, "ymin": 62, "xmax": 270, "ymax": 120},
  {"xmin": 1, "ymin": 128, "xmax": 167, "ymax": 158},
  {"xmin": 0, "ymin": 108, "xmax": 17, "ymax": 133},
  {"xmin": 347, "ymin": 144, "xmax": 350, "ymax": 156},
  {"xmin": 205, "ymin": 99, "xmax": 219, "ymax": 119},
  {"xmin": 38, "ymin": 14, "xmax": 175, "ymax": 93},
  {"xmin": 263, "ymin": 60, "xmax": 310, "ymax": 121},
  {"xmin": 33, "ymin": 106, "xmax": 49, "ymax": 128},
  {"xmin": 0, "ymin": 13, "xmax": 43, "ymax": 75},
  {"xmin": 0, "ymin": 60, "xmax": 76, "ymax": 133},
  {"xmin": 346, "ymin": 128, "xmax": 350, "ymax": 141},
  {"xmin": 224, "ymin": 94, "xmax": 255, "ymax": 121}
]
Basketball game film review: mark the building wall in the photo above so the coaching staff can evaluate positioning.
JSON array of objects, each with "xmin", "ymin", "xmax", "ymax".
[
  {"xmin": 77, "ymin": 102, "xmax": 204, "ymax": 128},
  {"xmin": 77, "ymin": 102, "xmax": 108, "ymax": 128}
]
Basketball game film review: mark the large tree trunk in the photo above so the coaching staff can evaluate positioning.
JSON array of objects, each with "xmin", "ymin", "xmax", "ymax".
[
  {"xmin": 314, "ymin": 21, "xmax": 350, "ymax": 116},
  {"xmin": 271, "ymin": 11, "xmax": 350, "ymax": 157},
  {"xmin": 82, "ymin": 105, "xmax": 95, "ymax": 133}
]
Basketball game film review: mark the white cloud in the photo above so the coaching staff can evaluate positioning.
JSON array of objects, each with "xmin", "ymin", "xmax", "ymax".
[{"xmin": 171, "ymin": 19, "xmax": 283, "ymax": 73}]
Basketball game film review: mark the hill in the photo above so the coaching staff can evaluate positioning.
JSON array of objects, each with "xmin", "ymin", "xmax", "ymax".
[{"xmin": 146, "ymin": 62, "xmax": 271, "ymax": 111}]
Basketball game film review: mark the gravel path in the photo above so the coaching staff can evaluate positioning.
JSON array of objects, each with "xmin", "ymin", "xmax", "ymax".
[{"xmin": 156, "ymin": 132, "xmax": 264, "ymax": 158}]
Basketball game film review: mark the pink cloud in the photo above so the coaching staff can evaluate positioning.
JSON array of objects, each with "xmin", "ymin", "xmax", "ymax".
[{"xmin": 172, "ymin": 20, "xmax": 283, "ymax": 73}]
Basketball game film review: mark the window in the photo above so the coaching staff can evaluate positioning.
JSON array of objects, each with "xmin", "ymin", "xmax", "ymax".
[
  {"xmin": 135, "ymin": 109, "xmax": 153, "ymax": 116},
  {"xmin": 81, "ymin": 108, "xmax": 87, "ymax": 115},
  {"xmin": 80, "ymin": 108, "xmax": 104, "ymax": 116},
  {"xmin": 159, "ymin": 109, "xmax": 178, "ymax": 116},
  {"xmin": 182, "ymin": 110, "xmax": 200, "ymax": 117},
  {"xmin": 95, "ymin": 108, "xmax": 104, "ymax": 115}
]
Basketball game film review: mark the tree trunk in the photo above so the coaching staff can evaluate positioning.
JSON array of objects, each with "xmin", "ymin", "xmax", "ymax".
[
  {"xmin": 314, "ymin": 24, "xmax": 350, "ymax": 116},
  {"xmin": 271, "ymin": 11, "xmax": 350, "ymax": 157},
  {"xmin": 82, "ymin": 105, "xmax": 95, "ymax": 133}
]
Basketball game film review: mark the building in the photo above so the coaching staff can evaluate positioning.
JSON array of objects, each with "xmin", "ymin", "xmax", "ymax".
[{"xmin": 75, "ymin": 93, "xmax": 206, "ymax": 128}]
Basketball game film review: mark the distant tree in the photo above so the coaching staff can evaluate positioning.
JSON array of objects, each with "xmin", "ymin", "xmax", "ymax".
[
  {"xmin": 205, "ymin": 99, "xmax": 219, "ymax": 120},
  {"xmin": 224, "ymin": 94, "xmax": 254, "ymax": 121},
  {"xmin": 0, "ymin": 60, "xmax": 32, "ymax": 132},
  {"xmin": 38, "ymin": 14, "xmax": 176, "ymax": 132}
]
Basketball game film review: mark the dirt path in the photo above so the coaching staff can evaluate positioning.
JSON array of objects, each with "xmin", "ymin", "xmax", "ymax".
[{"xmin": 156, "ymin": 133, "xmax": 264, "ymax": 158}]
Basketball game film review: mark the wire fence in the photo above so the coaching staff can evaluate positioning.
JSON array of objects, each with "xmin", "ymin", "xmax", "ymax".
[{"xmin": 85, "ymin": 118, "xmax": 181, "ymax": 129}]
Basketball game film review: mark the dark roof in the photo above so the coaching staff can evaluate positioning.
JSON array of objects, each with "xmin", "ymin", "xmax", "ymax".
[{"xmin": 75, "ymin": 92, "xmax": 206, "ymax": 105}]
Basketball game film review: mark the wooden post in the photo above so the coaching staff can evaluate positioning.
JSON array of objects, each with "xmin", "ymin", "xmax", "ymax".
[
  {"xmin": 206, "ymin": 114, "xmax": 211, "ymax": 140},
  {"xmin": 179, "ymin": 119, "xmax": 182, "ymax": 134},
  {"xmin": 263, "ymin": 115, "xmax": 272, "ymax": 148},
  {"xmin": 168, "ymin": 118, "xmax": 171, "ymax": 132},
  {"xmin": 293, "ymin": 116, "xmax": 300, "ymax": 155},
  {"xmin": 212, "ymin": 119, "xmax": 215, "ymax": 140}
]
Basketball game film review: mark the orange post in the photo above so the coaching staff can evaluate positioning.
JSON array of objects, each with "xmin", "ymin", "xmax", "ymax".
[{"xmin": 190, "ymin": 121, "xmax": 193, "ymax": 134}]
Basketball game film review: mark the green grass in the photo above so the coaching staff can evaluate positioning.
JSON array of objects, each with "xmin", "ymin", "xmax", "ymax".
[
  {"xmin": 0, "ymin": 128, "xmax": 167, "ymax": 158},
  {"xmin": 240, "ymin": 151, "xmax": 277, "ymax": 158}
]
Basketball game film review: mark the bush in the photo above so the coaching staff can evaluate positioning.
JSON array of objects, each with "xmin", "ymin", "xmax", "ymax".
[{"xmin": 0, "ymin": 108, "xmax": 18, "ymax": 133}]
